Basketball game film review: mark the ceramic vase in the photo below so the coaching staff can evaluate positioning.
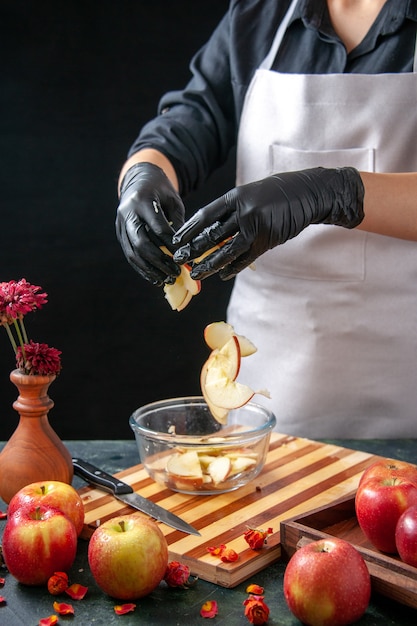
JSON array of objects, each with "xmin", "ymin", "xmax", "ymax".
[{"xmin": 0, "ymin": 369, "xmax": 73, "ymax": 503}]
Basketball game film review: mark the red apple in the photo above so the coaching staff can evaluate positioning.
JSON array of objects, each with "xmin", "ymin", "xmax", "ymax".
[
  {"xmin": 7, "ymin": 480, "xmax": 85, "ymax": 536},
  {"xmin": 359, "ymin": 458, "xmax": 417, "ymax": 488},
  {"xmin": 88, "ymin": 513, "xmax": 169, "ymax": 600},
  {"xmin": 283, "ymin": 537, "xmax": 371, "ymax": 626},
  {"xmin": 2, "ymin": 504, "xmax": 78, "ymax": 585},
  {"xmin": 395, "ymin": 504, "xmax": 417, "ymax": 567},
  {"xmin": 355, "ymin": 477, "xmax": 417, "ymax": 553}
]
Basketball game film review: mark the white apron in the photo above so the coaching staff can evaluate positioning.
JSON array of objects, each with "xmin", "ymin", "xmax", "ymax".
[{"xmin": 228, "ymin": 0, "xmax": 417, "ymax": 438}]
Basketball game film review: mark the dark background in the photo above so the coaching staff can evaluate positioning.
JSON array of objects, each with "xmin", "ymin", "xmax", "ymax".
[{"xmin": 0, "ymin": 0, "xmax": 234, "ymax": 441}]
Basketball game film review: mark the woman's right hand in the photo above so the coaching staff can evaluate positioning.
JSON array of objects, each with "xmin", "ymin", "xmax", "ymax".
[{"xmin": 115, "ymin": 162, "xmax": 185, "ymax": 285}]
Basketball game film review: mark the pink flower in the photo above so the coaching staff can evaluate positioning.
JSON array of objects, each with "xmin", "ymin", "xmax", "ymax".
[
  {"xmin": 1, "ymin": 278, "xmax": 60, "ymax": 376},
  {"xmin": 16, "ymin": 341, "xmax": 62, "ymax": 376},
  {"xmin": 0, "ymin": 279, "xmax": 47, "ymax": 324}
]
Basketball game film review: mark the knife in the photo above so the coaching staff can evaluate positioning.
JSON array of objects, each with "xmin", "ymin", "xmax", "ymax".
[{"xmin": 72, "ymin": 457, "xmax": 200, "ymax": 536}]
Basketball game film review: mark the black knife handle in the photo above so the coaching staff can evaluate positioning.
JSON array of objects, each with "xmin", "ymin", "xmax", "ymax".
[{"xmin": 72, "ymin": 458, "xmax": 134, "ymax": 495}]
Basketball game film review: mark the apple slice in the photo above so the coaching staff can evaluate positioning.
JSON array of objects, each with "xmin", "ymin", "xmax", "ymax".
[
  {"xmin": 161, "ymin": 247, "xmax": 201, "ymax": 311},
  {"xmin": 209, "ymin": 335, "xmax": 241, "ymax": 380},
  {"xmin": 204, "ymin": 375, "xmax": 257, "ymax": 410},
  {"xmin": 204, "ymin": 321, "xmax": 257, "ymax": 357},
  {"xmin": 165, "ymin": 450, "xmax": 204, "ymax": 489},
  {"xmin": 200, "ymin": 356, "xmax": 230, "ymax": 424},
  {"xmin": 208, "ymin": 456, "xmax": 231, "ymax": 484}
]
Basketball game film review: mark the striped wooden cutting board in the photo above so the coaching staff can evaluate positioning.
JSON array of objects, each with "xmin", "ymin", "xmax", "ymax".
[{"xmin": 78, "ymin": 433, "xmax": 380, "ymax": 587}]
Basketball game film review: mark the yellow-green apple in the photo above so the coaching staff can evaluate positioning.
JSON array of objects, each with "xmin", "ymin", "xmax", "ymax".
[
  {"xmin": 88, "ymin": 513, "xmax": 168, "ymax": 600},
  {"xmin": 283, "ymin": 538, "xmax": 371, "ymax": 626},
  {"xmin": 355, "ymin": 477, "xmax": 417, "ymax": 553},
  {"xmin": 395, "ymin": 504, "xmax": 417, "ymax": 566},
  {"xmin": 7, "ymin": 480, "xmax": 85, "ymax": 536},
  {"xmin": 358, "ymin": 458, "xmax": 417, "ymax": 488},
  {"xmin": 204, "ymin": 321, "xmax": 257, "ymax": 356},
  {"xmin": 2, "ymin": 504, "xmax": 78, "ymax": 585}
]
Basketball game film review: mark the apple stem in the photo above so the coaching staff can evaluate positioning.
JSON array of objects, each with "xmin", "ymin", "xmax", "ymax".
[
  {"xmin": 118, "ymin": 520, "xmax": 126, "ymax": 532},
  {"xmin": 35, "ymin": 506, "xmax": 42, "ymax": 520},
  {"xmin": 41, "ymin": 485, "xmax": 46, "ymax": 495}
]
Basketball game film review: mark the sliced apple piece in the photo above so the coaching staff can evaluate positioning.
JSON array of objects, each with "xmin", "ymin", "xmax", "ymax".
[
  {"xmin": 166, "ymin": 450, "xmax": 204, "ymax": 489},
  {"xmin": 204, "ymin": 375, "xmax": 257, "ymax": 410},
  {"xmin": 210, "ymin": 336, "xmax": 241, "ymax": 380},
  {"xmin": 204, "ymin": 321, "xmax": 257, "ymax": 356},
  {"xmin": 182, "ymin": 263, "xmax": 201, "ymax": 296},
  {"xmin": 200, "ymin": 356, "xmax": 230, "ymax": 424},
  {"xmin": 229, "ymin": 456, "xmax": 257, "ymax": 475},
  {"xmin": 161, "ymin": 247, "xmax": 200, "ymax": 311},
  {"xmin": 208, "ymin": 456, "xmax": 231, "ymax": 484}
]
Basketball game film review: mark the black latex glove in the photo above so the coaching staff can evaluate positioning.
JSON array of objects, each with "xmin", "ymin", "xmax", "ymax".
[
  {"xmin": 116, "ymin": 162, "xmax": 185, "ymax": 285},
  {"xmin": 172, "ymin": 167, "xmax": 364, "ymax": 280}
]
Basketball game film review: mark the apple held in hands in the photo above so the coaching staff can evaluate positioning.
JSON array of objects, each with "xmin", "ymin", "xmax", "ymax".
[
  {"xmin": 2, "ymin": 504, "xmax": 78, "ymax": 585},
  {"xmin": 395, "ymin": 504, "xmax": 417, "ymax": 567},
  {"xmin": 359, "ymin": 458, "xmax": 417, "ymax": 488},
  {"xmin": 355, "ymin": 476, "xmax": 417, "ymax": 553},
  {"xmin": 283, "ymin": 538, "xmax": 371, "ymax": 626},
  {"xmin": 7, "ymin": 480, "xmax": 85, "ymax": 536},
  {"xmin": 88, "ymin": 514, "xmax": 169, "ymax": 600}
]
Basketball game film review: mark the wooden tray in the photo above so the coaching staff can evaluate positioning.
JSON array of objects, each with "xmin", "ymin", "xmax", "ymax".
[
  {"xmin": 280, "ymin": 495, "xmax": 417, "ymax": 609},
  {"xmin": 78, "ymin": 433, "xmax": 379, "ymax": 588}
]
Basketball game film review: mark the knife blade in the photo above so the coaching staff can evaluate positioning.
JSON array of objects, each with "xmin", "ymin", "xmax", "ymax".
[{"xmin": 72, "ymin": 457, "xmax": 200, "ymax": 536}]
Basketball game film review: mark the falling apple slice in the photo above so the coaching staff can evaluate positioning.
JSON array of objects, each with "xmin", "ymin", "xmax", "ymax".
[
  {"xmin": 200, "ymin": 356, "xmax": 230, "ymax": 424},
  {"xmin": 204, "ymin": 321, "xmax": 257, "ymax": 357}
]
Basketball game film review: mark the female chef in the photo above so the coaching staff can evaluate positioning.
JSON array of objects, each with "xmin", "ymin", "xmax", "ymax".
[{"xmin": 116, "ymin": 0, "xmax": 417, "ymax": 438}]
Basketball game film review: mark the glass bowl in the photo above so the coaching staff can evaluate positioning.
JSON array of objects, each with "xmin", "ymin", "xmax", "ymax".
[{"xmin": 129, "ymin": 396, "xmax": 276, "ymax": 495}]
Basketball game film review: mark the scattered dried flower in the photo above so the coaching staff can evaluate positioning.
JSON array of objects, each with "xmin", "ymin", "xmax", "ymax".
[
  {"xmin": 52, "ymin": 601, "xmax": 74, "ymax": 615},
  {"xmin": 65, "ymin": 583, "xmax": 88, "ymax": 600},
  {"xmin": 0, "ymin": 511, "xmax": 7, "ymax": 520},
  {"xmin": 220, "ymin": 548, "xmax": 239, "ymax": 562},
  {"xmin": 243, "ymin": 527, "xmax": 273, "ymax": 550},
  {"xmin": 0, "ymin": 279, "xmax": 61, "ymax": 376},
  {"xmin": 200, "ymin": 600, "xmax": 218, "ymax": 618},
  {"xmin": 207, "ymin": 544, "xmax": 226, "ymax": 557},
  {"xmin": 0, "ymin": 577, "xmax": 5, "ymax": 586},
  {"xmin": 39, "ymin": 616, "xmax": 58, "ymax": 626},
  {"xmin": 243, "ymin": 595, "xmax": 270, "ymax": 625},
  {"xmin": 164, "ymin": 560, "xmax": 197, "ymax": 588},
  {"xmin": 246, "ymin": 584, "xmax": 264, "ymax": 595},
  {"xmin": 114, "ymin": 603, "xmax": 136, "ymax": 615},
  {"xmin": 0, "ymin": 595, "xmax": 6, "ymax": 604},
  {"xmin": 47, "ymin": 572, "xmax": 69, "ymax": 595}
]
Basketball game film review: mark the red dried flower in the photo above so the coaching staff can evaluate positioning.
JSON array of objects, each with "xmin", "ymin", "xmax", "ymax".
[
  {"xmin": 1, "ymin": 278, "xmax": 62, "ymax": 376},
  {"xmin": 47, "ymin": 571, "xmax": 69, "ymax": 595},
  {"xmin": 200, "ymin": 600, "xmax": 218, "ymax": 618},
  {"xmin": 246, "ymin": 584, "xmax": 264, "ymax": 595},
  {"xmin": 16, "ymin": 341, "xmax": 62, "ymax": 376},
  {"xmin": 207, "ymin": 544, "xmax": 226, "ymax": 557},
  {"xmin": 220, "ymin": 548, "xmax": 239, "ymax": 562},
  {"xmin": 164, "ymin": 560, "xmax": 195, "ymax": 588},
  {"xmin": 114, "ymin": 603, "xmax": 136, "ymax": 615},
  {"xmin": 243, "ymin": 595, "xmax": 270, "ymax": 625},
  {"xmin": 53, "ymin": 601, "xmax": 74, "ymax": 615},
  {"xmin": 0, "ymin": 279, "xmax": 47, "ymax": 324},
  {"xmin": 243, "ymin": 527, "xmax": 273, "ymax": 550},
  {"xmin": 38, "ymin": 616, "xmax": 58, "ymax": 626},
  {"xmin": 65, "ymin": 583, "xmax": 88, "ymax": 600}
]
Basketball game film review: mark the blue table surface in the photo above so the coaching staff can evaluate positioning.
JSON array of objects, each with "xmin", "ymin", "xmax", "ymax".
[{"xmin": 1, "ymin": 438, "xmax": 417, "ymax": 626}]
